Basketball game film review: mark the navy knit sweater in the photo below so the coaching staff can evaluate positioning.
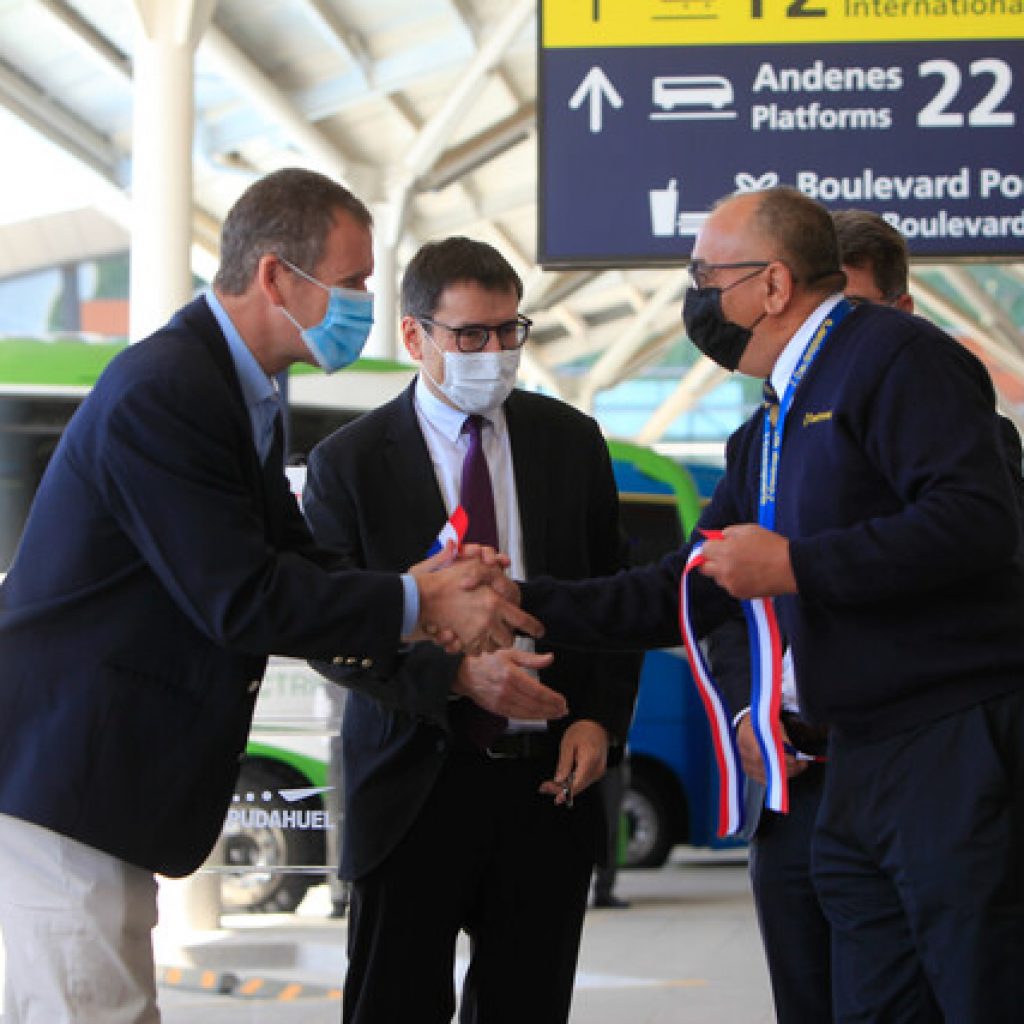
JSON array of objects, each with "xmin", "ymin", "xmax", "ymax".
[{"xmin": 524, "ymin": 302, "xmax": 1024, "ymax": 739}]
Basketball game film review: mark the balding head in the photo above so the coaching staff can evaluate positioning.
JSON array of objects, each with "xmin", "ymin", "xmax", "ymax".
[
  {"xmin": 687, "ymin": 187, "xmax": 845, "ymax": 377},
  {"xmin": 713, "ymin": 187, "xmax": 844, "ymax": 296}
]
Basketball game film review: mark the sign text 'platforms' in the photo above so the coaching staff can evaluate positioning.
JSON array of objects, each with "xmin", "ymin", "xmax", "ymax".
[{"xmin": 538, "ymin": 0, "xmax": 1024, "ymax": 265}]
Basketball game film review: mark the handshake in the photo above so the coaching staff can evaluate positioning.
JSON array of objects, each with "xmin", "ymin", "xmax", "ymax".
[
  {"xmin": 409, "ymin": 543, "xmax": 567, "ymax": 723},
  {"xmin": 409, "ymin": 543, "xmax": 538, "ymax": 656}
]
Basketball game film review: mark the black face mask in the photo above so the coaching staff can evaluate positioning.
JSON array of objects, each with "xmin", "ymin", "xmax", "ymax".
[{"xmin": 682, "ymin": 286, "xmax": 764, "ymax": 372}]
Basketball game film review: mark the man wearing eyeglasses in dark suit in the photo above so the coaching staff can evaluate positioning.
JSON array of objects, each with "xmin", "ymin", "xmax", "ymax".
[{"xmin": 303, "ymin": 236, "xmax": 641, "ymax": 1024}]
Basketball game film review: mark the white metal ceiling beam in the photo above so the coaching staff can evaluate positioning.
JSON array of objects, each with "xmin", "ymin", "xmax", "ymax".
[
  {"xmin": 522, "ymin": 269, "xmax": 602, "ymax": 313},
  {"xmin": 518, "ymin": 348, "xmax": 565, "ymax": 399},
  {"xmin": 0, "ymin": 60, "xmax": 121, "ymax": 182},
  {"xmin": 35, "ymin": 0, "xmax": 132, "ymax": 82},
  {"xmin": 419, "ymin": 103, "xmax": 535, "ymax": 193},
  {"xmin": 940, "ymin": 266, "xmax": 1024, "ymax": 356},
  {"xmin": 293, "ymin": 33, "xmax": 474, "ymax": 127},
  {"xmin": 635, "ymin": 357, "xmax": 728, "ymax": 445},
  {"xmin": 294, "ymin": 0, "xmax": 430, "ymax": 138},
  {"xmin": 395, "ymin": 0, "xmax": 534, "ymax": 212},
  {"xmin": 407, "ymin": 180, "xmax": 536, "ymax": 239},
  {"xmin": 439, "ymin": 0, "xmax": 480, "ymax": 45},
  {"xmin": 618, "ymin": 320, "xmax": 685, "ymax": 381},
  {"xmin": 474, "ymin": 222, "xmax": 531, "ymax": 284},
  {"xmin": 576, "ymin": 274, "xmax": 685, "ymax": 411},
  {"xmin": 911, "ymin": 275, "xmax": 1024, "ymax": 389},
  {"xmin": 533, "ymin": 329, "xmax": 613, "ymax": 370},
  {"xmin": 199, "ymin": 22, "xmax": 360, "ymax": 189},
  {"xmin": 553, "ymin": 306, "xmax": 587, "ymax": 340},
  {"xmin": 296, "ymin": 0, "xmax": 373, "ymax": 86}
]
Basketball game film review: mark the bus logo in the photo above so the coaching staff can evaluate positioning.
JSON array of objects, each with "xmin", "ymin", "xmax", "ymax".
[{"xmin": 649, "ymin": 75, "xmax": 737, "ymax": 122}]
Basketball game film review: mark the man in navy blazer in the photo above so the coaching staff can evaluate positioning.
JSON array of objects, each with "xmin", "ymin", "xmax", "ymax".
[
  {"xmin": 0, "ymin": 169, "xmax": 539, "ymax": 1024},
  {"xmin": 520, "ymin": 187, "xmax": 1024, "ymax": 1022},
  {"xmin": 303, "ymin": 237, "xmax": 640, "ymax": 1024}
]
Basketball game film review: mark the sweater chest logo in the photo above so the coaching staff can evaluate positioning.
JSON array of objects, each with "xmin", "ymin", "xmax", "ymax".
[{"xmin": 802, "ymin": 410, "xmax": 833, "ymax": 428}]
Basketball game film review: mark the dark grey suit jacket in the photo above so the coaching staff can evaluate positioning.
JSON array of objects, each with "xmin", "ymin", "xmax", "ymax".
[{"xmin": 303, "ymin": 382, "xmax": 641, "ymax": 880}]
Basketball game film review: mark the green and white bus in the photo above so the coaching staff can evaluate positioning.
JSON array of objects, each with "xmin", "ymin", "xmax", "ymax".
[{"xmin": 1, "ymin": 336, "xmax": 728, "ymax": 914}]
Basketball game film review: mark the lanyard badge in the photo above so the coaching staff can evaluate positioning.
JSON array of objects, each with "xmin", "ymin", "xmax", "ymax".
[{"xmin": 679, "ymin": 300, "xmax": 851, "ymax": 836}]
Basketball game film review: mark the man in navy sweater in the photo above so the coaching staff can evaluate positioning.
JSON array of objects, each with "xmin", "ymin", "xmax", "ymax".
[{"xmin": 522, "ymin": 186, "xmax": 1024, "ymax": 1022}]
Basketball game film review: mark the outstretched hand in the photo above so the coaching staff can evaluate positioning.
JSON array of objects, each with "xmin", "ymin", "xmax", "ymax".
[{"xmin": 453, "ymin": 647, "xmax": 566, "ymax": 720}]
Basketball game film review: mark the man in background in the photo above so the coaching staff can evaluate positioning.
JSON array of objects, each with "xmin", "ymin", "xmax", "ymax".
[{"xmin": 304, "ymin": 236, "xmax": 640, "ymax": 1024}]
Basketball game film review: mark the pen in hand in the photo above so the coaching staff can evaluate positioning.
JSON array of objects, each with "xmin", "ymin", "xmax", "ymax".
[{"xmin": 559, "ymin": 768, "xmax": 576, "ymax": 809}]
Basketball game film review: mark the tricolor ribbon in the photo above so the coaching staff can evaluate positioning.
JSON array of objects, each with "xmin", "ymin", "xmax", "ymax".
[
  {"xmin": 678, "ymin": 531, "xmax": 787, "ymax": 838},
  {"xmin": 678, "ymin": 538, "xmax": 745, "ymax": 838},
  {"xmin": 426, "ymin": 505, "xmax": 469, "ymax": 557},
  {"xmin": 743, "ymin": 587, "xmax": 788, "ymax": 816}
]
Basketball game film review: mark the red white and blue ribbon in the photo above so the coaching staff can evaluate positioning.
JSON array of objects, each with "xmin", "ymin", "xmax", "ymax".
[
  {"xmin": 678, "ymin": 538, "xmax": 745, "ymax": 838},
  {"xmin": 743, "ymin": 590, "xmax": 787, "ymax": 815},
  {"xmin": 426, "ymin": 505, "xmax": 468, "ymax": 557},
  {"xmin": 679, "ymin": 532, "xmax": 787, "ymax": 837},
  {"xmin": 678, "ymin": 302, "xmax": 853, "ymax": 836}
]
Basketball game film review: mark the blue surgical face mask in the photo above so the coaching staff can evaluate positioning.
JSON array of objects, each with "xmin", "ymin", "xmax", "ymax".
[{"xmin": 279, "ymin": 258, "xmax": 374, "ymax": 373}]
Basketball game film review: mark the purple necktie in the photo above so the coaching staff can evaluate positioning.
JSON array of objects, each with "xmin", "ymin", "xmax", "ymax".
[
  {"xmin": 459, "ymin": 415, "xmax": 499, "ymax": 549},
  {"xmin": 450, "ymin": 414, "xmax": 507, "ymax": 748}
]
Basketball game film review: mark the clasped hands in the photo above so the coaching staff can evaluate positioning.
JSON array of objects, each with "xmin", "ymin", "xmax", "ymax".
[
  {"xmin": 411, "ymin": 544, "xmax": 606, "ymax": 802},
  {"xmin": 410, "ymin": 541, "xmax": 537, "ymax": 655},
  {"xmin": 411, "ymin": 542, "xmax": 566, "ymax": 723}
]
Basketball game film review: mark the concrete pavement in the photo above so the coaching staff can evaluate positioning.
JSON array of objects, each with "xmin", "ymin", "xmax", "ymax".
[{"xmin": 152, "ymin": 848, "xmax": 776, "ymax": 1024}]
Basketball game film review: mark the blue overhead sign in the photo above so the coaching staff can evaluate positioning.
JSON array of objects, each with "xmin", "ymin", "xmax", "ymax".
[{"xmin": 538, "ymin": 2, "xmax": 1024, "ymax": 265}]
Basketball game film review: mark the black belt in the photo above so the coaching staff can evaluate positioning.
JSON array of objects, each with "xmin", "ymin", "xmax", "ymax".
[{"xmin": 453, "ymin": 730, "xmax": 557, "ymax": 761}]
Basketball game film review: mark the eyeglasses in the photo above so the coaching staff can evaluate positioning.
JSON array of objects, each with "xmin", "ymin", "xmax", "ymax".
[
  {"xmin": 689, "ymin": 259, "xmax": 770, "ymax": 291},
  {"xmin": 417, "ymin": 314, "xmax": 532, "ymax": 353}
]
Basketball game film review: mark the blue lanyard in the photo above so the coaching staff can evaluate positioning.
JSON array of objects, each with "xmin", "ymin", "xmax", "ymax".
[{"xmin": 759, "ymin": 299, "xmax": 852, "ymax": 530}]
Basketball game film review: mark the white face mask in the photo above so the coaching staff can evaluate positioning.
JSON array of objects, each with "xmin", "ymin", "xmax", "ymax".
[{"xmin": 421, "ymin": 331, "xmax": 520, "ymax": 415}]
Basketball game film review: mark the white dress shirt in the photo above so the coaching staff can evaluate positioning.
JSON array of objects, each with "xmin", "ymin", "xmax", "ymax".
[{"xmin": 413, "ymin": 376, "xmax": 542, "ymax": 728}]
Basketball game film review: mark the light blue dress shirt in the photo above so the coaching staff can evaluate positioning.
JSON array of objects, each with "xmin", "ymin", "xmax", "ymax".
[
  {"xmin": 204, "ymin": 289, "xmax": 279, "ymax": 463},
  {"xmin": 204, "ymin": 289, "xmax": 418, "ymax": 633}
]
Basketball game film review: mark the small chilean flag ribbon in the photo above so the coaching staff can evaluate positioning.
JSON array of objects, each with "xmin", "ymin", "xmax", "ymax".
[
  {"xmin": 679, "ymin": 532, "xmax": 787, "ymax": 838},
  {"xmin": 426, "ymin": 506, "xmax": 469, "ymax": 557}
]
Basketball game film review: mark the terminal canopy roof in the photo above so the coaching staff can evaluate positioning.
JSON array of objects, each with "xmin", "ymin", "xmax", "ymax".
[{"xmin": 0, "ymin": 0, "xmax": 1021, "ymax": 445}]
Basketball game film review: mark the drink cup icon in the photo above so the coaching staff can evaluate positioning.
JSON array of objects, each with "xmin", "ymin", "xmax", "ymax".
[{"xmin": 650, "ymin": 179, "xmax": 679, "ymax": 237}]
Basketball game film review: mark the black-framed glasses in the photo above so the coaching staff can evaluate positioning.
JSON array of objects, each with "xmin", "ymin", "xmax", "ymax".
[
  {"xmin": 689, "ymin": 259, "xmax": 770, "ymax": 291},
  {"xmin": 417, "ymin": 314, "xmax": 532, "ymax": 353}
]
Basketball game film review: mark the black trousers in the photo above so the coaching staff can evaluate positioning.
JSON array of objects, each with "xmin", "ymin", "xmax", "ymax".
[
  {"xmin": 749, "ymin": 763, "xmax": 831, "ymax": 1023},
  {"xmin": 812, "ymin": 689, "xmax": 1024, "ymax": 1024},
  {"xmin": 592, "ymin": 758, "xmax": 627, "ymax": 901},
  {"xmin": 343, "ymin": 749, "xmax": 595, "ymax": 1024}
]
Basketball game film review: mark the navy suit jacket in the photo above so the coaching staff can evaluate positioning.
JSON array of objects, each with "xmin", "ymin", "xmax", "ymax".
[
  {"xmin": 303, "ymin": 383, "xmax": 641, "ymax": 880},
  {"xmin": 0, "ymin": 296, "xmax": 405, "ymax": 876}
]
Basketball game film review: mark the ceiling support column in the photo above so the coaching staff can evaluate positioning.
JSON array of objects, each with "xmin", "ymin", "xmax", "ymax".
[{"xmin": 128, "ymin": 0, "xmax": 215, "ymax": 341}]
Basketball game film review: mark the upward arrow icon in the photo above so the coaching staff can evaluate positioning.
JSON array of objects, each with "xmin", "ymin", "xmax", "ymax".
[{"xmin": 568, "ymin": 67, "xmax": 623, "ymax": 134}]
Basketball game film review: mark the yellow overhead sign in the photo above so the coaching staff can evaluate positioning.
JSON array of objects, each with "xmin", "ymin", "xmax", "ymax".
[{"xmin": 543, "ymin": 1, "xmax": 1024, "ymax": 48}]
